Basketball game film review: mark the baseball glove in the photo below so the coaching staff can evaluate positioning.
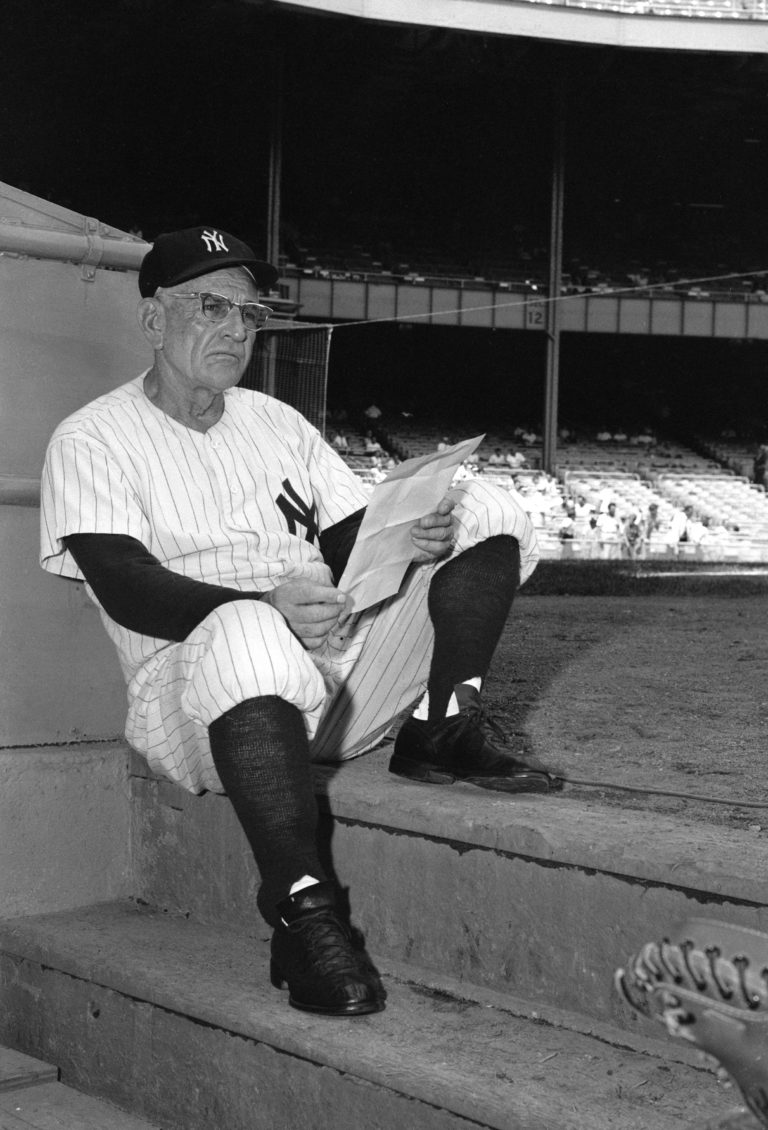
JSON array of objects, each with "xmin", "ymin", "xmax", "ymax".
[{"xmin": 615, "ymin": 918, "xmax": 768, "ymax": 1128}]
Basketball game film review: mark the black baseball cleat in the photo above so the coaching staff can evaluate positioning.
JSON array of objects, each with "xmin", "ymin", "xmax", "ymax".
[
  {"xmin": 270, "ymin": 881, "xmax": 387, "ymax": 1016},
  {"xmin": 388, "ymin": 685, "xmax": 562, "ymax": 794}
]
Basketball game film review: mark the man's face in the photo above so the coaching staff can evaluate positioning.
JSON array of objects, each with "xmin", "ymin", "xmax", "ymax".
[{"xmin": 156, "ymin": 267, "xmax": 261, "ymax": 392}]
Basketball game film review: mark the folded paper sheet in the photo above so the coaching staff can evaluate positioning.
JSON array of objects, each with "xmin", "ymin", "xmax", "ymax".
[{"xmin": 337, "ymin": 435, "xmax": 484, "ymax": 613}]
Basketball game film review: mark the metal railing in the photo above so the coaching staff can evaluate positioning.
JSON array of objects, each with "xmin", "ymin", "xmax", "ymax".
[{"xmin": 518, "ymin": 0, "xmax": 767, "ymax": 17}]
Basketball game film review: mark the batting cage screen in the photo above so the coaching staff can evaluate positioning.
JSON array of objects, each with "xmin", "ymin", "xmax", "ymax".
[{"xmin": 239, "ymin": 324, "xmax": 332, "ymax": 437}]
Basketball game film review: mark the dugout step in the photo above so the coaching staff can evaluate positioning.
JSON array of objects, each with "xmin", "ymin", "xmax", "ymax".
[
  {"xmin": 0, "ymin": 900, "xmax": 739, "ymax": 1130},
  {"xmin": 130, "ymin": 744, "xmax": 768, "ymax": 1033},
  {"xmin": 0, "ymin": 1044, "xmax": 161, "ymax": 1129}
]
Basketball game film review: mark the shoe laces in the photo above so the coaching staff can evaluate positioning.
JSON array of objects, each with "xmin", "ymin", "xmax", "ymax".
[
  {"xmin": 460, "ymin": 699, "xmax": 508, "ymax": 744},
  {"xmin": 292, "ymin": 910, "xmax": 369, "ymax": 979}
]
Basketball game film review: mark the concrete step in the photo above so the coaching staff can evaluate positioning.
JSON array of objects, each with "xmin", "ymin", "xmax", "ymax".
[
  {"xmin": 0, "ymin": 1046, "xmax": 160, "ymax": 1129},
  {"xmin": 0, "ymin": 901, "xmax": 739, "ymax": 1130},
  {"xmin": 0, "ymin": 1047, "xmax": 58, "ymax": 1093},
  {"xmin": 130, "ymin": 745, "xmax": 768, "ymax": 1034}
]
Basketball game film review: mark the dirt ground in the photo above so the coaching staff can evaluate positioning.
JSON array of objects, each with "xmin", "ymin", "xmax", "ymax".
[{"xmin": 484, "ymin": 592, "xmax": 768, "ymax": 828}]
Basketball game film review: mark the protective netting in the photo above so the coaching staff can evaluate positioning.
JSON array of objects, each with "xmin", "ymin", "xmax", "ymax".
[{"xmin": 240, "ymin": 323, "xmax": 331, "ymax": 437}]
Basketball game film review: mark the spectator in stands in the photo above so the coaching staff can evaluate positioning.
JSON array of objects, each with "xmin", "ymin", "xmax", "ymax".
[
  {"xmin": 505, "ymin": 449, "xmax": 528, "ymax": 469},
  {"xmin": 572, "ymin": 494, "xmax": 591, "ymax": 519},
  {"xmin": 584, "ymin": 514, "xmax": 601, "ymax": 559},
  {"xmin": 753, "ymin": 444, "xmax": 768, "ymax": 489},
  {"xmin": 364, "ymin": 431, "xmax": 384, "ymax": 456},
  {"xmin": 558, "ymin": 504, "xmax": 576, "ymax": 542},
  {"xmin": 596, "ymin": 428, "xmax": 612, "ymax": 444},
  {"xmin": 667, "ymin": 504, "xmax": 693, "ymax": 552},
  {"xmin": 452, "ymin": 459, "xmax": 476, "ymax": 484},
  {"xmin": 521, "ymin": 483, "xmax": 548, "ymax": 529},
  {"xmin": 436, "ymin": 437, "xmax": 451, "ymax": 453},
  {"xmin": 613, "ymin": 428, "xmax": 628, "ymax": 444},
  {"xmin": 364, "ymin": 404, "xmax": 382, "ymax": 422},
  {"xmin": 685, "ymin": 511, "xmax": 707, "ymax": 547},
  {"xmin": 572, "ymin": 495, "xmax": 594, "ymax": 541},
  {"xmin": 596, "ymin": 502, "xmax": 623, "ymax": 559},
  {"xmin": 521, "ymin": 428, "xmax": 539, "ymax": 447},
  {"xmin": 534, "ymin": 472, "xmax": 559, "ymax": 501},
  {"xmin": 641, "ymin": 502, "xmax": 662, "ymax": 548},
  {"xmin": 369, "ymin": 456, "xmax": 387, "ymax": 484},
  {"xmin": 635, "ymin": 428, "xmax": 655, "ymax": 449},
  {"xmin": 622, "ymin": 512, "xmax": 643, "ymax": 560},
  {"xmin": 331, "ymin": 430, "xmax": 349, "ymax": 454},
  {"xmin": 596, "ymin": 482, "xmax": 617, "ymax": 513},
  {"xmin": 487, "ymin": 448, "xmax": 506, "ymax": 466}
]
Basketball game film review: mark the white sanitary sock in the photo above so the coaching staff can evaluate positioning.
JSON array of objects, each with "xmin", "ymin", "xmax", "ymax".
[
  {"xmin": 412, "ymin": 675, "xmax": 482, "ymax": 720},
  {"xmin": 289, "ymin": 874, "xmax": 320, "ymax": 895}
]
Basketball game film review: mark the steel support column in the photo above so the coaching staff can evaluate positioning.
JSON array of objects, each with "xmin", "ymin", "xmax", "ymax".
[
  {"xmin": 542, "ymin": 93, "xmax": 565, "ymax": 476},
  {"xmin": 266, "ymin": 37, "xmax": 284, "ymax": 272}
]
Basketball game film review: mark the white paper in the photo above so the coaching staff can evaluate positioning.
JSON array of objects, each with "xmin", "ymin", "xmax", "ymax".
[{"xmin": 337, "ymin": 434, "xmax": 484, "ymax": 613}]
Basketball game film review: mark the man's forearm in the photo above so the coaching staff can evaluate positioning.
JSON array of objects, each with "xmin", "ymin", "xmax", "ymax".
[{"xmin": 65, "ymin": 533, "xmax": 262, "ymax": 641}]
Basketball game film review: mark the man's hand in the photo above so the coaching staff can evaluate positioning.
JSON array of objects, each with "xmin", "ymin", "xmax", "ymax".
[
  {"xmin": 410, "ymin": 496, "xmax": 456, "ymax": 563},
  {"xmin": 262, "ymin": 579, "xmax": 350, "ymax": 650}
]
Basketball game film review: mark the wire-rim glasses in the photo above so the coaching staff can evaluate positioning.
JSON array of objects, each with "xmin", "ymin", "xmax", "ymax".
[{"xmin": 166, "ymin": 291, "xmax": 273, "ymax": 332}]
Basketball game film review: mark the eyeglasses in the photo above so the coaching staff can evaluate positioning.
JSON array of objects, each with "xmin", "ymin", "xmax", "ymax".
[{"xmin": 166, "ymin": 291, "xmax": 273, "ymax": 332}]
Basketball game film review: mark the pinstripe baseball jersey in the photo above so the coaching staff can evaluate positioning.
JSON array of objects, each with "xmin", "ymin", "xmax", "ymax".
[
  {"xmin": 41, "ymin": 375, "xmax": 539, "ymax": 792},
  {"xmin": 40, "ymin": 373, "xmax": 369, "ymax": 684}
]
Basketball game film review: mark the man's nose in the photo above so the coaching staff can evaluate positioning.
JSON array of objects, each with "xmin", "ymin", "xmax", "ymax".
[{"xmin": 221, "ymin": 305, "xmax": 248, "ymax": 340}]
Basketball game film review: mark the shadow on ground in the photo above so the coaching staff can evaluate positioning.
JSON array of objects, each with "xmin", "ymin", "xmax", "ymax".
[{"xmin": 484, "ymin": 571, "xmax": 768, "ymax": 827}]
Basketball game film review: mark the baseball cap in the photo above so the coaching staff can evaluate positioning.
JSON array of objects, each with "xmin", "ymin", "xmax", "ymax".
[{"xmin": 138, "ymin": 226, "xmax": 278, "ymax": 297}]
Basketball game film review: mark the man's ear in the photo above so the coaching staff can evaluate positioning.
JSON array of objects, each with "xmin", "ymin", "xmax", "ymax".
[{"xmin": 137, "ymin": 297, "xmax": 166, "ymax": 349}]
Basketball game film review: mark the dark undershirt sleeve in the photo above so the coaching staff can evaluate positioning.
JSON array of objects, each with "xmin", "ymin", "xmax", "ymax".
[
  {"xmin": 318, "ymin": 507, "xmax": 366, "ymax": 586},
  {"xmin": 64, "ymin": 507, "xmax": 366, "ymax": 643},
  {"xmin": 64, "ymin": 533, "xmax": 263, "ymax": 642}
]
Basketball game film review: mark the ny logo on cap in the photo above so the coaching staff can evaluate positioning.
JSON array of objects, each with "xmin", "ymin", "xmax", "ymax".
[{"xmin": 201, "ymin": 229, "xmax": 228, "ymax": 254}]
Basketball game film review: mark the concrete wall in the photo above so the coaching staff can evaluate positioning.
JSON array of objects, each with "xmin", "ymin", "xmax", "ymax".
[
  {"xmin": 0, "ymin": 505, "xmax": 131, "ymax": 916},
  {"xmin": 0, "ymin": 744, "xmax": 132, "ymax": 916},
  {"xmin": 0, "ymin": 233, "xmax": 148, "ymax": 914},
  {"xmin": 0, "ymin": 505, "xmax": 127, "ymax": 745},
  {"xmin": 0, "ymin": 255, "xmax": 151, "ymax": 483}
]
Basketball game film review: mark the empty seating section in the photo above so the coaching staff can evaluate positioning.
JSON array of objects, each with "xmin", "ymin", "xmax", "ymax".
[
  {"xmin": 282, "ymin": 237, "xmax": 768, "ymax": 300},
  {"xmin": 338, "ymin": 424, "xmax": 768, "ymax": 562}
]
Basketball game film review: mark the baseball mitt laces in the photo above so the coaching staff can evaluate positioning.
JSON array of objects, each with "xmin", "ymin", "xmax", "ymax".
[{"xmin": 615, "ymin": 918, "xmax": 768, "ymax": 1128}]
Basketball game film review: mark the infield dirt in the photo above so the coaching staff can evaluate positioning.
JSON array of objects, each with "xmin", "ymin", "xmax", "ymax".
[{"xmin": 487, "ymin": 591, "xmax": 768, "ymax": 828}]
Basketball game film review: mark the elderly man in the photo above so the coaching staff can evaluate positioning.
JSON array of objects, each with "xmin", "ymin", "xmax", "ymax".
[{"xmin": 40, "ymin": 226, "xmax": 558, "ymax": 1019}]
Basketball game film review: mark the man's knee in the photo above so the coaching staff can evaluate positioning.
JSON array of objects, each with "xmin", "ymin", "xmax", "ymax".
[
  {"xmin": 454, "ymin": 479, "xmax": 530, "ymax": 535},
  {"xmin": 448, "ymin": 480, "xmax": 536, "ymax": 573},
  {"xmin": 188, "ymin": 599, "xmax": 326, "ymax": 710}
]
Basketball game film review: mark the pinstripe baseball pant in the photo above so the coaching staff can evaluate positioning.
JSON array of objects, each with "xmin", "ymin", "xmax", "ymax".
[{"xmin": 125, "ymin": 478, "xmax": 537, "ymax": 793}]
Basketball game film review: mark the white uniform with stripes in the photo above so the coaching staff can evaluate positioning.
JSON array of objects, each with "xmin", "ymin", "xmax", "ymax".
[{"xmin": 41, "ymin": 375, "xmax": 538, "ymax": 793}]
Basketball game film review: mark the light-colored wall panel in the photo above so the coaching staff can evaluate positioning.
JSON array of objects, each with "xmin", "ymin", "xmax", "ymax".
[
  {"xmin": 680, "ymin": 301, "xmax": 714, "ymax": 337},
  {"xmin": 617, "ymin": 298, "xmax": 651, "ymax": 335},
  {"xmin": 366, "ymin": 282, "xmax": 398, "ymax": 320},
  {"xmin": 0, "ymin": 506, "xmax": 127, "ymax": 745},
  {"xmin": 329, "ymin": 279, "xmax": 366, "ymax": 320},
  {"xmin": 0, "ymin": 258, "xmax": 149, "ymax": 481},
  {"xmin": 714, "ymin": 302, "xmax": 748, "ymax": 338},
  {"xmin": 459, "ymin": 289, "xmax": 495, "ymax": 328},
  {"xmin": 648, "ymin": 300, "xmax": 683, "ymax": 335}
]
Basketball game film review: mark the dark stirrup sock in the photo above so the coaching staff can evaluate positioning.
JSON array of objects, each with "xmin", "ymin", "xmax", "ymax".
[
  {"xmin": 208, "ymin": 696, "xmax": 327, "ymax": 927},
  {"xmin": 425, "ymin": 535, "xmax": 521, "ymax": 722}
]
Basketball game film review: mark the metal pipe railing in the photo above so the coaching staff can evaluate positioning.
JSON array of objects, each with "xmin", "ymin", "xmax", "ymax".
[{"xmin": 0, "ymin": 222, "xmax": 146, "ymax": 272}]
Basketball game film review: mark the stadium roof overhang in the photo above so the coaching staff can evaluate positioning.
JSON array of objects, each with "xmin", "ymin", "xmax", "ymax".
[{"xmin": 261, "ymin": 0, "xmax": 768, "ymax": 53}]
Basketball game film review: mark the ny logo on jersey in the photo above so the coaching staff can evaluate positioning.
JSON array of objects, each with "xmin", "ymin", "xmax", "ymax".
[
  {"xmin": 275, "ymin": 479, "xmax": 319, "ymax": 544},
  {"xmin": 201, "ymin": 229, "xmax": 228, "ymax": 254}
]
